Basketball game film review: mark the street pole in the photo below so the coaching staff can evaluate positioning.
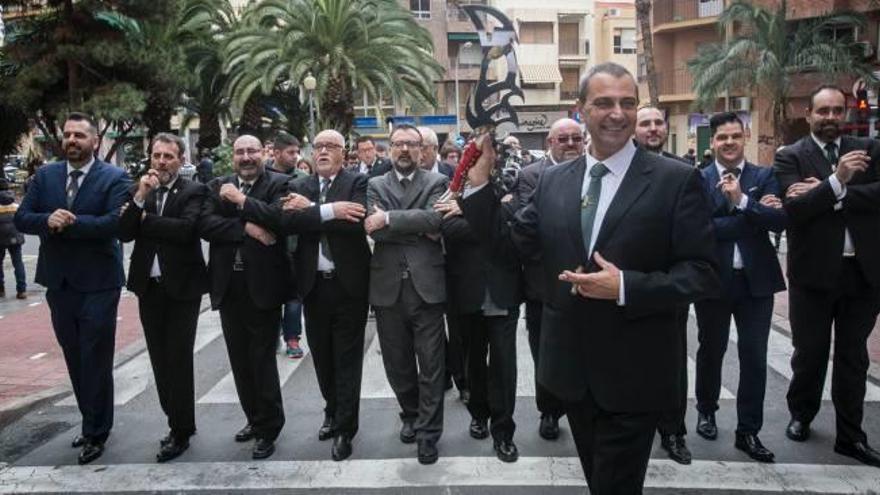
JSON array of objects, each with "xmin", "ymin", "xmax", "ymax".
[
  {"xmin": 454, "ymin": 42, "xmax": 473, "ymax": 141},
  {"xmin": 303, "ymin": 72, "xmax": 317, "ymax": 155}
]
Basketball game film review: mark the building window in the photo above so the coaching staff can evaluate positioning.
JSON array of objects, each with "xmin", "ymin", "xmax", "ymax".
[
  {"xmin": 559, "ymin": 23, "xmax": 580, "ymax": 55},
  {"xmin": 519, "ymin": 22, "xmax": 554, "ymax": 44},
  {"xmin": 560, "ymin": 67, "xmax": 580, "ymax": 100},
  {"xmin": 410, "ymin": 0, "xmax": 430, "ymax": 20},
  {"xmin": 613, "ymin": 28, "xmax": 637, "ymax": 54}
]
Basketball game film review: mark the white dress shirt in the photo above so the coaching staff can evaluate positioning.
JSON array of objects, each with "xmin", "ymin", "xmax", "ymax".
[
  {"xmin": 66, "ymin": 158, "xmax": 95, "ymax": 187},
  {"xmin": 715, "ymin": 161, "xmax": 748, "ymax": 269},
  {"xmin": 132, "ymin": 176, "xmax": 179, "ymax": 278},
  {"xmin": 810, "ymin": 133, "xmax": 855, "ymax": 256},
  {"xmin": 317, "ymin": 174, "xmax": 337, "ymax": 272}
]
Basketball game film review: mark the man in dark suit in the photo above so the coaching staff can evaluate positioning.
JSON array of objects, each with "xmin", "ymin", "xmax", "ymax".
[
  {"xmin": 774, "ymin": 85, "xmax": 880, "ymax": 467},
  {"xmin": 268, "ymin": 129, "xmax": 371, "ymax": 461},
  {"xmin": 364, "ymin": 124, "xmax": 449, "ymax": 465},
  {"xmin": 355, "ymin": 136, "xmax": 392, "ymax": 178},
  {"xmin": 693, "ymin": 112, "xmax": 787, "ymax": 463},
  {"xmin": 633, "ymin": 105, "xmax": 695, "ymax": 465},
  {"xmin": 461, "ymin": 63, "xmax": 718, "ymax": 493},
  {"xmin": 198, "ymin": 134, "xmax": 292, "ymax": 460},
  {"xmin": 117, "ymin": 133, "xmax": 209, "ymax": 462},
  {"xmin": 418, "ymin": 127, "xmax": 455, "ymax": 178},
  {"xmin": 14, "ymin": 112, "xmax": 131, "ymax": 464},
  {"xmin": 513, "ymin": 117, "xmax": 584, "ymax": 441}
]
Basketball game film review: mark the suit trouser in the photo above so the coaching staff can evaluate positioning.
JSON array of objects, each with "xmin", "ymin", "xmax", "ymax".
[
  {"xmin": 138, "ymin": 279, "xmax": 200, "ymax": 440},
  {"xmin": 219, "ymin": 272, "xmax": 285, "ymax": 441},
  {"xmin": 787, "ymin": 259, "xmax": 880, "ymax": 444},
  {"xmin": 46, "ymin": 284, "xmax": 120, "ymax": 443},
  {"xmin": 445, "ymin": 312, "xmax": 469, "ymax": 392},
  {"xmin": 658, "ymin": 306, "xmax": 689, "ymax": 436},
  {"xmin": 303, "ymin": 275, "xmax": 368, "ymax": 437},
  {"xmin": 462, "ymin": 309, "xmax": 519, "ymax": 442},
  {"xmin": 695, "ymin": 273, "xmax": 773, "ymax": 434},
  {"xmin": 565, "ymin": 392, "xmax": 659, "ymax": 495},
  {"xmin": 524, "ymin": 299, "xmax": 565, "ymax": 418},
  {"xmin": 375, "ymin": 278, "xmax": 446, "ymax": 442}
]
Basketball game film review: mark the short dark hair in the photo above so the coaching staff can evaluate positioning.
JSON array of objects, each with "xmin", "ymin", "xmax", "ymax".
[
  {"xmin": 709, "ymin": 112, "xmax": 744, "ymax": 136},
  {"xmin": 375, "ymin": 143, "xmax": 387, "ymax": 152},
  {"xmin": 578, "ymin": 62, "xmax": 638, "ymax": 103},
  {"xmin": 807, "ymin": 84, "xmax": 847, "ymax": 110},
  {"xmin": 389, "ymin": 124, "xmax": 422, "ymax": 144},
  {"xmin": 440, "ymin": 145, "xmax": 461, "ymax": 159},
  {"xmin": 65, "ymin": 112, "xmax": 98, "ymax": 135},
  {"xmin": 150, "ymin": 132, "xmax": 186, "ymax": 158},
  {"xmin": 274, "ymin": 132, "xmax": 300, "ymax": 150},
  {"xmin": 355, "ymin": 136, "xmax": 375, "ymax": 147}
]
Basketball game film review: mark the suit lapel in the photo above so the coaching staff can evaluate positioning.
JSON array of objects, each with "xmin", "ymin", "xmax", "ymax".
[
  {"xmin": 564, "ymin": 157, "xmax": 587, "ymax": 262},
  {"xmin": 71, "ymin": 160, "xmax": 101, "ymax": 210},
  {"xmin": 703, "ymin": 164, "xmax": 727, "ymax": 213},
  {"xmin": 326, "ymin": 170, "xmax": 345, "ymax": 202},
  {"xmin": 54, "ymin": 163, "xmax": 69, "ymax": 206},
  {"xmin": 160, "ymin": 178, "xmax": 185, "ymax": 215},
  {"xmin": 592, "ymin": 149, "xmax": 652, "ymax": 254},
  {"xmin": 804, "ymin": 137, "xmax": 834, "ymax": 179},
  {"xmin": 400, "ymin": 169, "xmax": 423, "ymax": 209}
]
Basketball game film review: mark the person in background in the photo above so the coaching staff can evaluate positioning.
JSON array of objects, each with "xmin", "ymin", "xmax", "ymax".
[
  {"xmin": 0, "ymin": 178, "xmax": 27, "ymax": 299},
  {"xmin": 197, "ymin": 150, "xmax": 215, "ymax": 184},
  {"xmin": 297, "ymin": 157, "xmax": 315, "ymax": 176},
  {"xmin": 375, "ymin": 143, "xmax": 388, "ymax": 159},
  {"xmin": 346, "ymin": 151, "xmax": 360, "ymax": 170},
  {"xmin": 700, "ymin": 149, "xmax": 714, "ymax": 169},
  {"xmin": 440, "ymin": 146, "xmax": 461, "ymax": 171}
]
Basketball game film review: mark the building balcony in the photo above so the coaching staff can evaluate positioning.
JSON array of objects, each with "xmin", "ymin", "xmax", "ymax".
[
  {"xmin": 653, "ymin": 0, "xmax": 724, "ymax": 33},
  {"xmin": 558, "ymin": 38, "xmax": 589, "ymax": 60},
  {"xmin": 656, "ymin": 68, "xmax": 695, "ymax": 101}
]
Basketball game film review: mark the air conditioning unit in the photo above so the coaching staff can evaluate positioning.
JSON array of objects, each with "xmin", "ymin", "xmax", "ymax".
[
  {"xmin": 732, "ymin": 96, "xmax": 751, "ymax": 112},
  {"xmin": 607, "ymin": 8, "xmax": 619, "ymax": 16}
]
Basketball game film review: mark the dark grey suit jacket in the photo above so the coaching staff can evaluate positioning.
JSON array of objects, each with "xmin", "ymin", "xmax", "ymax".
[{"xmin": 367, "ymin": 168, "xmax": 449, "ymax": 306}]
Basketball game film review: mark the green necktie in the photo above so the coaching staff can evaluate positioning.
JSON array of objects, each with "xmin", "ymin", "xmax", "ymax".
[
  {"xmin": 825, "ymin": 142, "xmax": 838, "ymax": 170},
  {"xmin": 581, "ymin": 162, "xmax": 609, "ymax": 256}
]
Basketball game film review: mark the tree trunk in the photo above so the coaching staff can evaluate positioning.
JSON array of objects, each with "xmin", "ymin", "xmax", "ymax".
[
  {"xmin": 635, "ymin": 0, "xmax": 659, "ymax": 106},
  {"xmin": 62, "ymin": 0, "xmax": 79, "ymax": 107}
]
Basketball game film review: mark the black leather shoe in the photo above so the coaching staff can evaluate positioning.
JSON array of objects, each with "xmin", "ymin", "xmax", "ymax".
[
  {"xmin": 696, "ymin": 412, "xmax": 717, "ymax": 440},
  {"xmin": 234, "ymin": 424, "xmax": 255, "ymax": 443},
  {"xmin": 332, "ymin": 434, "xmax": 353, "ymax": 461},
  {"xmin": 417, "ymin": 439, "xmax": 438, "ymax": 465},
  {"xmin": 77, "ymin": 441, "xmax": 104, "ymax": 465},
  {"xmin": 785, "ymin": 419, "xmax": 810, "ymax": 442},
  {"xmin": 159, "ymin": 433, "xmax": 172, "ymax": 447},
  {"xmin": 399, "ymin": 420, "xmax": 416, "ymax": 444},
  {"xmin": 539, "ymin": 414, "xmax": 560, "ymax": 440},
  {"xmin": 318, "ymin": 416, "xmax": 336, "ymax": 441},
  {"xmin": 834, "ymin": 441, "xmax": 880, "ymax": 468},
  {"xmin": 156, "ymin": 437, "xmax": 190, "ymax": 463},
  {"xmin": 735, "ymin": 433, "xmax": 775, "ymax": 463},
  {"xmin": 660, "ymin": 434, "xmax": 692, "ymax": 465},
  {"xmin": 71, "ymin": 435, "xmax": 86, "ymax": 448},
  {"xmin": 459, "ymin": 389, "xmax": 470, "ymax": 405},
  {"xmin": 493, "ymin": 439, "xmax": 519, "ymax": 463},
  {"xmin": 469, "ymin": 418, "xmax": 489, "ymax": 440},
  {"xmin": 252, "ymin": 438, "xmax": 275, "ymax": 460}
]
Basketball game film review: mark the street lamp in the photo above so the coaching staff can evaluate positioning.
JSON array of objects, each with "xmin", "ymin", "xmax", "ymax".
[
  {"xmin": 303, "ymin": 72, "xmax": 317, "ymax": 148},
  {"xmin": 454, "ymin": 41, "xmax": 473, "ymax": 140}
]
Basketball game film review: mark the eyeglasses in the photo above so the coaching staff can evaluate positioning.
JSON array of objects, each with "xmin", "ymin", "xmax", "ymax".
[
  {"xmin": 314, "ymin": 142, "xmax": 343, "ymax": 151},
  {"xmin": 391, "ymin": 140, "xmax": 422, "ymax": 149},
  {"xmin": 553, "ymin": 135, "xmax": 584, "ymax": 145}
]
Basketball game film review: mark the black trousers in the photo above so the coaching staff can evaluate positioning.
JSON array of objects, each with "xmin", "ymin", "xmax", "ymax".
[
  {"xmin": 462, "ymin": 309, "xmax": 519, "ymax": 442},
  {"xmin": 219, "ymin": 272, "xmax": 285, "ymax": 441},
  {"xmin": 46, "ymin": 285, "xmax": 120, "ymax": 443},
  {"xmin": 303, "ymin": 275, "xmax": 368, "ymax": 437},
  {"xmin": 445, "ymin": 312, "xmax": 469, "ymax": 392},
  {"xmin": 524, "ymin": 299, "xmax": 564, "ymax": 418},
  {"xmin": 375, "ymin": 278, "xmax": 446, "ymax": 442},
  {"xmin": 658, "ymin": 306, "xmax": 688, "ymax": 436},
  {"xmin": 138, "ymin": 279, "xmax": 201, "ymax": 440},
  {"xmin": 566, "ymin": 393, "xmax": 659, "ymax": 495},
  {"xmin": 787, "ymin": 259, "xmax": 880, "ymax": 444}
]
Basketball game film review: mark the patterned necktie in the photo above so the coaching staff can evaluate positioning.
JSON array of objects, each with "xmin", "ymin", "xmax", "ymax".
[
  {"xmin": 156, "ymin": 186, "xmax": 169, "ymax": 216},
  {"xmin": 67, "ymin": 170, "xmax": 83, "ymax": 208},
  {"xmin": 240, "ymin": 182, "xmax": 252, "ymax": 195},
  {"xmin": 320, "ymin": 177, "xmax": 333, "ymax": 262},
  {"xmin": 825, "ymin": 142, "xmax": 838, "ymax": 171},
  {"xmin": 581, "ymin": 162, "xmax": 609, "ymax": 256},
  {"xmin": 234, "ymin": 181, "xmax": 252, "ymax": 271}
]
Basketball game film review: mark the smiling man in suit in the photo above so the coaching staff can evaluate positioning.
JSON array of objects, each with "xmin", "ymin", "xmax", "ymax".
[
  {"xmin": 14, "ymin": 112, "xmax": 131, "ymax": 465},
  {"xmin": 774, "ymin": 85, "xmax": 880, "ymax": 467},
  {"xmin": 118, "ymin": 133, "xmax": 209, "ymax": 462},
  {"xmin": 198, "ymin": 134, "xmax": 292, "ymax": 460},
  {"xmin": 460, "ymin": 63, "xmax": 718, "ymax": 493},
  {"xmin": 693, "ymin": 112, "xmax": 787, "ymax": 463}
]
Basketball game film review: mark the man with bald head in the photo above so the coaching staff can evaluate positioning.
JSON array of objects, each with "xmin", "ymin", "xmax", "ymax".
[
  {"xmin": 511, "ymin": 117, "xmax": 586, "ymax": 440},
  {"xmin": 418, "ymin": 126, "xmax": 454, "ymax": 178},
  {"xmin": 255, "ymin": 129, "xmax": 371, "ymax": 461},
  {"xmin": 199, "ymin": 134, "xmax": 292, "ymax": 460}
]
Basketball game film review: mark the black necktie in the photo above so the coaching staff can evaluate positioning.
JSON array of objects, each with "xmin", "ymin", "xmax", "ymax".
[
  {"xmin": 319, "ymin": 178, "xmax": 333, "ymax": 262},
  {"xmin": 234, "ymin": 182, "xmax": 252, "ymax": 271},
  {"xmin": 67, "ymin": 170, "xmax": 83, "ymax": 208},
  {"xmin": 723, "ymin": 167, "xmax": 741, "ymax": 180},
  {"xmin": 156, "ymin": 186, "xmax": 169, "ymax": 216},
  {"xmin": 240, "ymin": 182, "xmax": 252, "ymax": 195},
  {"xmin": 825, "ymin": 142, "xmax": 839, "ymax": 170},
  {"xmin": 400, "ymin": 177, "xmax": 411, "ymax": 189}
]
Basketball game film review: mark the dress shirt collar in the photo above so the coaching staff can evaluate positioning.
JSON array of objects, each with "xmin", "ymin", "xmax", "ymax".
[
  {"xmin": 67, "ymin": 157, "xmax": 95, "ymax": 176},
  {"xmin": 161, "ymin": 174, "xmax": 179, "ymax": 191},
  {"xmin": 394, "ymin": 169, "xmax": 416, "ymax": 182},
  {"xmin": 585, "ymin": 139, "xmax": 636, "ymax": 179},
  {"xmin": 236, "ymin": 174, "xmax": 258, "ymax": 189},
  {"xmin": 811, "ymin": 132, "xmax": 841, "ymax": 151},
  {"xmin": 715, "ymin": 160, "xmax": 745, "ymax": 180}
]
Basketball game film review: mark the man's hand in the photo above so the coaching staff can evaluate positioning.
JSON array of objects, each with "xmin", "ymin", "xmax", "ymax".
[
  {"xmin": 465, "ymin": 134, "xmax": 496, "ymax": 187},
  {"xmin": 244, "ymin": 221, "xmax": 276, "ymax": 246},
  {"xmin": 47, "ymin": 209, "xmax": 76, "ymax": 232},
  {"xmin": 220, "ymin": 183, "xmax": 247, "ymax": 206},
  {"xmin": 281, "ymin": 193, "xmax": 311, "ymax": 211},
  {"xmin": 759, "ymin": 194, "xmax": 782, "ymax": 209},
  {"xmin": 364, "ymin": 204, "xmax": 387, "ymax": 234},
  {"xmin": 717, "ymin": 172, "xmax": 743, "ymax": 206},
  {"xmin": 558, "ymin": 252, "xmax": 620, "ymax": 300},
  {"xmin": 331, "ymin": 201, "xmax": 366, "ymax": 222},
  {"xmin": 785, "ymin": 177, "xmax": 821, "ymax": 198},
  {"xmin": 134, "ymin": 171, "xmax": 159, "ymax": 202},
  {"xmin": 835, "ymin": 150, "xmax": 869, "ymax": 185},
  {"xmin": 433, "ymin": 198, "xmax": 462, "ymax": 219}
]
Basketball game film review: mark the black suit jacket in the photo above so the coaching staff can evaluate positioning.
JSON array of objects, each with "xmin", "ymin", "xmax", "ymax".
[
  {"xmin": 514, "ymin": 156, "xmax": 558, "ymax": 300},
  {"xmin": 462, "ymin": 149, "xmax": 719, "ymax": 412},
  {"xmin": 362, "ymin": 157, "xmax": 392, "ymax": 178},
  {"xmin": 119, "ymin": 177, "xmax": 209, "ymax": 301},
  {"xmin": 774, "ymin": 135, "xmax": 880, "ymax": 290},
  {"xmin": 198, "ymin": 172, "xmax": 293, "ymax": 310}
]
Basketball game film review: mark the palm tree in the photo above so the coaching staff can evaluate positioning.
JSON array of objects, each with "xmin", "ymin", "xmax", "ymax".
[
  {"xmin": 688, "ymin": 0, "xmax": 878, "ymax": 147},
  {"xmin": 634, "ymin": 0, "xmax": 659, "ymax": 106},
  {"xmin": 223, "ymin": 0, "xmax": 443, "ymax": 136}
]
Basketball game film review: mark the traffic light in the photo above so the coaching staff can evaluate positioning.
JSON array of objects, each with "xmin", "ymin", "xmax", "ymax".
[{"xmin": 856, "ymin": 89, "xmax": 870, "ymax": 137}]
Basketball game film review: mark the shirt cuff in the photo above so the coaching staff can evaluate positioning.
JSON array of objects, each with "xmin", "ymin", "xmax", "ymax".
[
  {"xmin": 736, "ymin": 194, "xmax": 749, "ymax": 210},
  {"xmin": 133, "ymin": 197, "xmax": 145, "ymax": 209},
  {"xmin": 829, "ymin": 174, "xmax": 847, "ymax": 200},
  {"xmin": 384, "ymin": 211, "xmax": 390, "ymax": 227},
  {"xmin": 617, "ymin": 271, "xmax": 626, "ymax": 306},
  {"xmin": 320, "ymin": 203, "xmax": 334, "ymax": 222},
  {"xmin": 462, "ymin": 182, "xmax": 488, "ymax": 199}
]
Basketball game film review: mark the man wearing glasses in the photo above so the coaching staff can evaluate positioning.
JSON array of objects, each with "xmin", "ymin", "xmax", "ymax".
[{"xmin": 364, "ymin": 124, "xmax": 450, "ymax": 465}]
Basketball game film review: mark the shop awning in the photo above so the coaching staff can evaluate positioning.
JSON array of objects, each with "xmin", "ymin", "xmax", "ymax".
[{"xmin": 519, "ymin": 64, "xmax": 563, "ymax": 84}]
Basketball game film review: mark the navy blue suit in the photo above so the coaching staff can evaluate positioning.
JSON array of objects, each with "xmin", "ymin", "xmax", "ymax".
[
  {"xmin": 695, "ymin": 162, "xmax": 787, "ymax": 434},
  {"xmin": 15, "ymin": 160, "xmax": 131, "ymax": 442}
]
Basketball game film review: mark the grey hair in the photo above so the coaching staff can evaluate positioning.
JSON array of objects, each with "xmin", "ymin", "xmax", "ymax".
[
  {"xmin": 417, "ymin": 126, "xmax": 438, "ymax": 147},
  {"xmin": 578, "ymin": 62, "xmax": 638, "ymax": 103}
]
